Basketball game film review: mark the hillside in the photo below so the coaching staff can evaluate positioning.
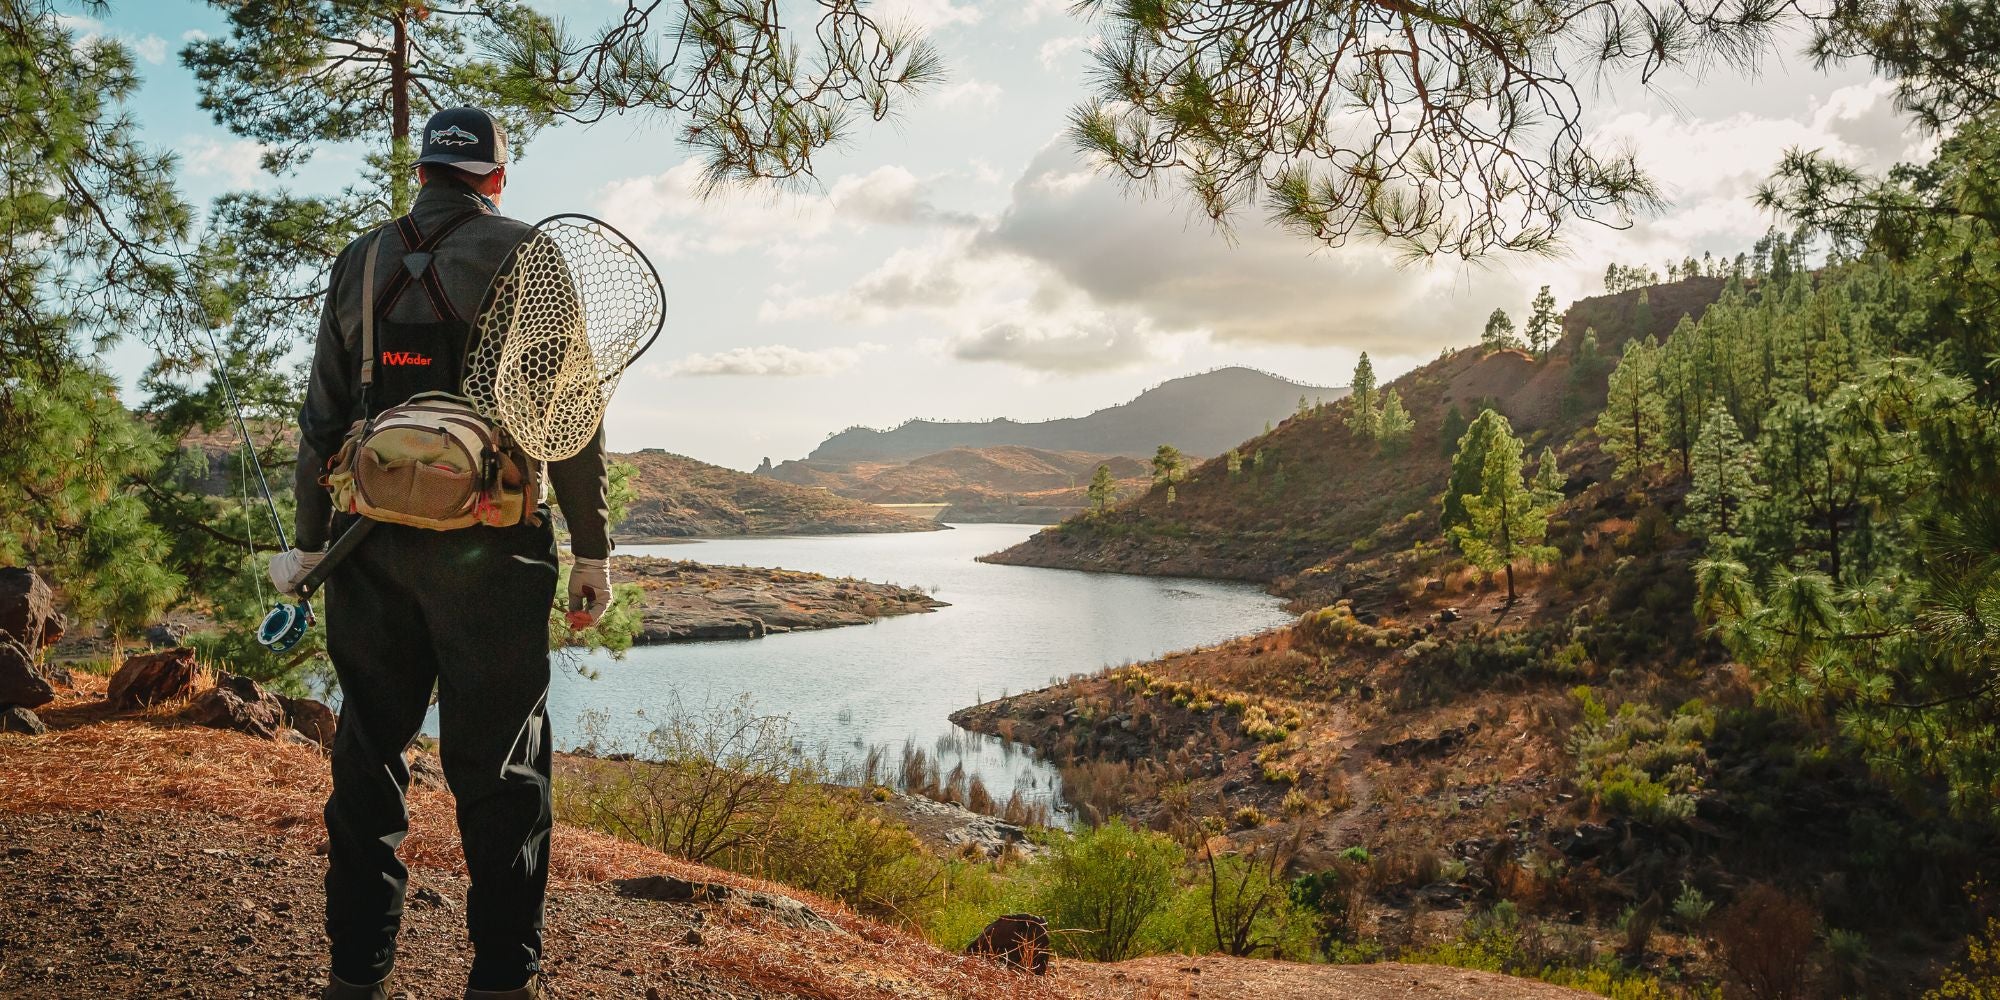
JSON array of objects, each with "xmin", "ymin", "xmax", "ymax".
[
  {"xmin": 0, "ymin": 676, "xmax": 1589, "ymax": 999},
  {"xmin": 953, "ymin": 272, "xmax": 2000, "ymax": 995},
  {"xmin": 983, "ymin": 278, "xmax": 1727, "ymax": 579},
  {"xmin": 613, "ymin": 449, "xmax": 945, "ymax": 539},
  {"xmin": 766, "ymin": 446, "xmax": 1153, "ymax": 523},
  {"xmin": 806, "ymin": 367, "xmax": 1344, "ymax": 462}
]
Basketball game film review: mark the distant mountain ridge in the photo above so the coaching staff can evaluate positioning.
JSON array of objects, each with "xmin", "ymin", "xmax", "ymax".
[{"xmin": 806, "ymin": 367, "xmax": 1345, "ymax": 462}]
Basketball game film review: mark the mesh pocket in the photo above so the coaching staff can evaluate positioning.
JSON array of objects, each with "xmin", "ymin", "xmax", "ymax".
[{"xmin": 356, "ymin": 447, "xmax": 478, "ymax": 521}]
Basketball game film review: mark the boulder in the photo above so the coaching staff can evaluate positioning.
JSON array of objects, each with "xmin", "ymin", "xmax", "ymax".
[
  {"xmin": 278, "ymin": 695, "xmax": 337, "ymax": 748},
  {"xmin": 0, "ymin": 567, "xmax": 62, "ymax": 650},
  {"xmin": 0, "ymin": 638, "xmax": 54, "ymax": 710},
  {"xmin": 614, "ymin": 875, "xmax": 844, "ymax": 935},
  {"xmin": 184, "ymin": 672, "xmax": 286, "ymax": 739},
  {"xmin": 108, "ymin": 647, "xmax": 202, "ymax": 708},
  {"xmin": 964, "ymin": 914, "xmax": 1051, "ymax": 975},
  {"xmin": 144, "ymin": 621, "xmax": 189, "ymax": 647},
  {"xmin": 0, "ymin": 705, "xmax": 48, "ymax": 735}
]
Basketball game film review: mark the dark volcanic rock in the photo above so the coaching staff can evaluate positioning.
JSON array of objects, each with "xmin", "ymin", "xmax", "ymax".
[
  {"xmin": 0, "ymin": 704, "xmax": 48, "ymax": 735},
  {"xmin": 108, "ymin": 647, "xmax": 202, "ymax": 709},
  {"xmin": 0, "ymin": 567, "xmax": 62, "ymax": 650},
  {"xmin": 0, "ymin": 638, "xmax": 54, "ymax": 709},
  {"xmin": 278, "ymin": 695, "xmax": 337, "ymax": 748},
  {"xmin": 184, "ymin": 672, "xmax": 286, "ymax": 739},
  {"xmin": 1377, "ymin": 723, "xmax": 1479, "ymax": 762},
  {"xmin": 964, "ymin": 914, "xmax": 1051, "ymax": 975},
  {"xmin": 614, "ymin": 875, "xmax": 844, "ymax": 934}
]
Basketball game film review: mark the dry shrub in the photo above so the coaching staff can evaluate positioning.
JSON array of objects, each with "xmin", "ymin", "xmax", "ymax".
[{"xmin": 1714, "ymin": 884, "xmax": 1818, "ymax": 1000}]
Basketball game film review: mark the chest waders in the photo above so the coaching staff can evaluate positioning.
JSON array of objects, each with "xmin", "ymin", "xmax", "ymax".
[
  {"xmin": 318, "ymin": 207, "xmax": 564, "ymax": 992},
  {"xmin": 260, "ymin": 210, "xmax": 496, "ymax": 652}
]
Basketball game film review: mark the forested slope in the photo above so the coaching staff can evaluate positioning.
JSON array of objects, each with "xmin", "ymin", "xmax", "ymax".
[{"xmin": 982, "ymin": 278, "xmax": 1726, "ymax": 580}]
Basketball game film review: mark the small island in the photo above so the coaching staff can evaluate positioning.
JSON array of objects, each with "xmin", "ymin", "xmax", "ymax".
[{"xmin": 624, "ymin": 556, "xmax": 947, "ymax": 643}]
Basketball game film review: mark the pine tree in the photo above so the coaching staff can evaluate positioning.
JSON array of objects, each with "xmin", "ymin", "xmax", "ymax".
[
  {"xmin": 1347, "ymin": 352, "xmax": 1379, "ymax": 439},
  {"xmin": 1151, "ymin": 444, "xmax": 1186, "ymax": 488},
  {"xmin": 1682, "ymin": 404, "xmax": 1759, "ymax": 544},
  {"xmin": 1530, "ymin": 447, "xmax": 1568, "ymax": 507},
  {"xmin": 1226, "ymin": 449, "xmax": 1243, "ymax": 476},
  {"xmin": 1087, "ymin": 465, "xmax": 1117, "ymax": 513},
  {"xmin": 0, "ymin": 6, "xmax": 191, "ymax": 632},
  {"xmin": 1441, "ymin": 409, "xmax": 1491, "ymax": 534},
  {"xmin": 1482, "ymin": 308, "xmax": 1520, "ymax": 350},
  {"xmin": 1377, "ymin": 389, "xmax": 1412, "ymax": 454},
  {"xmin": 182, "ymin": 2, "xmax": 937, "ymax": 212},
  {"xmin": 1450, "ymin": 410, "xmax": 1557, "ymax": 603},
  {"xmin": 1526, "ymin": 285, "xmax": 1561, "ymax": 356},
  {"xmin": 1597, "ymin": 338, "xmax": 1667, "ymax": 478},
  {"xmin": 1634, "ymin": 288, "xmax": 1654, "ymax": 338},
  {"xmin": 1439, "ymin": 404, "xmax": 1468, "ymax": 459}
]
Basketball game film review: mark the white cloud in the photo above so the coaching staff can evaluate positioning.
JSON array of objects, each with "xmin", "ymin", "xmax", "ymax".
[
  {"xmin": 1018, "ymin": 0, "xmax": 1074, "ymax": 24},
  {"xmin": 952, "ymin": 312, "xmax": 1165, "ymax": 374},
  {"xmin": 181, "ymin": 137, "xmax": 269, "ymax": 189},
  {"xmin": 130, "ymin": 34, "xmax": 167, "ymax": 64},
  {"xmin": 935, "ymin": 79, "xmax": 1003, "ymax": 109},
  {"xmin": 181, "ymin": 29, "xmax": 209, "ymax": 43},
  {"xmin": 657, "ymin": 343, "xmax": 884, "ymax": 377},
  {"xmin": 1037, "ymin": 35, "xmax": 1093, "ymax": 70},
  {"xmin": 600, "ymin": 160, "xmax": 973, "ymax": 263},
  {"xmin": 870, "ymin": 0, "xmax": 982, "ymax": 30}
]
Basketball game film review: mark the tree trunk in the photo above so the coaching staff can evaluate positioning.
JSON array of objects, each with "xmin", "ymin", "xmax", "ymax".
[
  {"xmin": 1504, "ymin": 561, "xmax": 1516, "ymax": 604},
  {"xmin": 389, "ymin": 8, "xmax": 413, "ymax": 213}
]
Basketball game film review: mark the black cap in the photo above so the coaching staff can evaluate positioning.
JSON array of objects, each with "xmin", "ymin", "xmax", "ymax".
[{"xmin": 415, "ymin": 107, "xmax": 508, "ymax": 175}]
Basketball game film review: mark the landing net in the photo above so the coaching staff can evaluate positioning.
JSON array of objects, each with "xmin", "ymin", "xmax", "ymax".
[{"xmin": 463, "ymin": 213, "xmax": 664, "ymax": 462}]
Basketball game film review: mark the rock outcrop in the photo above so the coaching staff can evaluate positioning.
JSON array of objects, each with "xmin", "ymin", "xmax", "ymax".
[
  {"xmin": 613, "ymin": 874, "xmax": 845, "ymax": 935},
  {"xmin": 184, "ymin": 672, "xmax": 288, "ymax": 739},
  {"xmin": 0, "ymin": 704, "xmax": 47, "ymax": 735},
  {"xmin": 108, "ymin": 647, "xmax": 203, "ymax": 708},
  {"xmin": 0, "ymin": 567, "xmax": 64, "ymax": 651},
  {"xmin": 964, "ymin": 914, "xmax": 1051, "ymax": 975},
  {"xmin": 624, "ymin": 558, "xmax": 946, "ymax": 644},
  {"xmin": 0, "ymin": 638, "xmax": 54, "ymax": 710}
]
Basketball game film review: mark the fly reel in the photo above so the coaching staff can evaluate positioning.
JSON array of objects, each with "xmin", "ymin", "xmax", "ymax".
[{"xmin": 258, "ymin": 601, "xmax": 315, "ymax": 653}]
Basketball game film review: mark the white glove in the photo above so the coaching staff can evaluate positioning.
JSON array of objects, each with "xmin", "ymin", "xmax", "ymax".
[
  {"xmin": 268, "ymin": 547, "xmax": 326, "ymax": 598},
  {"xmin": 568, "ymin": 556, "xmax": 611, "ymax": 629}
]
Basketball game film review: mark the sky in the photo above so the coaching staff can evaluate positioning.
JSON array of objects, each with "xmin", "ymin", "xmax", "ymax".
[{"xmin": 82, "ymin": 1, "xmax": 1925, "ymax": 470}]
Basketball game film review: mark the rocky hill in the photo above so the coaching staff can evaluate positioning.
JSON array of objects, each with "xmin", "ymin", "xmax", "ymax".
[
  {"xmin": 805, "ymin": 367, "xmax": 1343, "ymax": 462},
  {"xmin": 0, "ymin": 674, "xmax": 1590, "ymax": 999},
  {"xmin": 982, "ymin": 278, "xmax": 1727, "ymax": 580},
  {"xmin": 613, "ymin": 449, "xmax": 945, "ymax": 539},
  {"xmin": 765, "ymin": 446, "xmax": 1153, "ymax": 523}
]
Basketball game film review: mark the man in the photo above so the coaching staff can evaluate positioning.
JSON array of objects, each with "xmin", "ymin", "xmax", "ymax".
[{"xmin": 269, "ymin": 107, "xmax": 613, "ymax": 1000}]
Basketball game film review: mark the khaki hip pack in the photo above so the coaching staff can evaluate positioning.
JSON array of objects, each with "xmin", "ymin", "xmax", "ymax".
[{"xmin": 324, "ymin": 391, "xmax": 540, "ymax": 531}]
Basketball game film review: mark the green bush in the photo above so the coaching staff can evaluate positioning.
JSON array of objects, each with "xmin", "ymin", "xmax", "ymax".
[{"xmin": 1031, "ymin": 819, "xmax": 1184, "ymax": 961}]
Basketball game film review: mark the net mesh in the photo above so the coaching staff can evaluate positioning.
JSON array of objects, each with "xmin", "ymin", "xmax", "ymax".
[{"xmin": 464, "ymin": 215, "xmax": 663, "ymax": 462}]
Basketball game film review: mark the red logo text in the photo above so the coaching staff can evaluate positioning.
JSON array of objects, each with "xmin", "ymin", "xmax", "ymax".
[{"xmin": 382, "ymin": 351, "xmax": 432, "ymax": 366}]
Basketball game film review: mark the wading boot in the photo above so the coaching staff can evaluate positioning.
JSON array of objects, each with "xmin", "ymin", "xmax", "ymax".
[
  {"xmin": 465, "ymin": 975, "xmax": 543, "ymax": 1000},
  {"xmin": 322, "ymin": 973, "xmax": 390, "ymax": 1000}
]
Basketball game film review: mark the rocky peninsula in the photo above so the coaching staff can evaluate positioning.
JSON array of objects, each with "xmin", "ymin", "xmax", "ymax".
[{"xmin": 624, "ymin": 557, "xmax": 946, "ymax": 643}]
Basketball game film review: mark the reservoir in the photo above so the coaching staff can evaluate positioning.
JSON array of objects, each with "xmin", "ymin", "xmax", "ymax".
[{"xmin": 542, "ymin": 523, "xmax": 1294, "ymax": 816}]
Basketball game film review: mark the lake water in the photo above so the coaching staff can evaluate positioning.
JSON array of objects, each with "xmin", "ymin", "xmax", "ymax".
[{"xmin": 541, "ymin": 524, "xmax": 1292, "ymax": 814}]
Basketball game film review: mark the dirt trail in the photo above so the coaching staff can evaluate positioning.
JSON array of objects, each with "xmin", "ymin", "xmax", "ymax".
[{"xmin": 0, "ymin": 680, "xmax": 1591, "ymax": 1000}]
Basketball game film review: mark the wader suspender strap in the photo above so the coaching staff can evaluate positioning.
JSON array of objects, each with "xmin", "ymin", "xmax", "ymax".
[
  {"xmin": 375, "ymin": 211, "xmax": 483, "ymax": 324},
  {"xmin": 358, "ymin": 232, "xmax": 383, "ymax": 409}
]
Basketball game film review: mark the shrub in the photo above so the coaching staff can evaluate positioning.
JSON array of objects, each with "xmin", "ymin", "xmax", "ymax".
[
  {"xmin": 1031, "ymin": 819, "xmax": 1183, "ymax": 962},
  {"xmin": 1927, "ymin": 917, "xmax": 2000, "ymax": 1000},
  {"xmin": 1713, "ymin": 884, "xmax": 1817, "ymax": 1000},
  {"xmin": 1198, "ymin": 848, "xmax": 1319, "ymax": 959},
  {"xmin": 1234, "ymin": 806, "xmax": 1268, "ymax": 828},
  {"xmin": 1569, "ymin": 688, "xmax": 1711, "ymax": 826},
  {"xmin": 1671, "ymin": 883, "xmax": 1714, "ymax": 929}
]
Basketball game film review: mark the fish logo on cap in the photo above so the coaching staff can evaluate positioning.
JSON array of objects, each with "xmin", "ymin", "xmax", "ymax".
[{"xmin": 429, "ymin": 125, "xmax": 479, "ymax": 147}]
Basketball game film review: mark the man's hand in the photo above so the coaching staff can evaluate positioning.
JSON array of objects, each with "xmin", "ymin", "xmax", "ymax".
[
  {"xmin": 268, "ymin": 547, "xmax": 326, "ymax": 598},
  {"xmin": 568, "ymin": 556, "xmax": 610, "ymax": 630}
]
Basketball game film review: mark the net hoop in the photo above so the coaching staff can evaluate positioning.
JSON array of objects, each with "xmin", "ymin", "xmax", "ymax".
[{"xmin": 463, "ymin": 213, "xmax": 664, "ymax": 462}]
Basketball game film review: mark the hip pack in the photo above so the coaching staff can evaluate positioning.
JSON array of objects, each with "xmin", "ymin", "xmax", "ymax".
[{"xmin": 322, "ymin": 214, "xmax": 542, "ymax": 531}]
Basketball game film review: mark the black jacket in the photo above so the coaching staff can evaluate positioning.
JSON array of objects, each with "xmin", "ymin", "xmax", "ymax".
[{"xmin": 294, "ymin": 178, "xmax": 612, "ymax": 559}]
